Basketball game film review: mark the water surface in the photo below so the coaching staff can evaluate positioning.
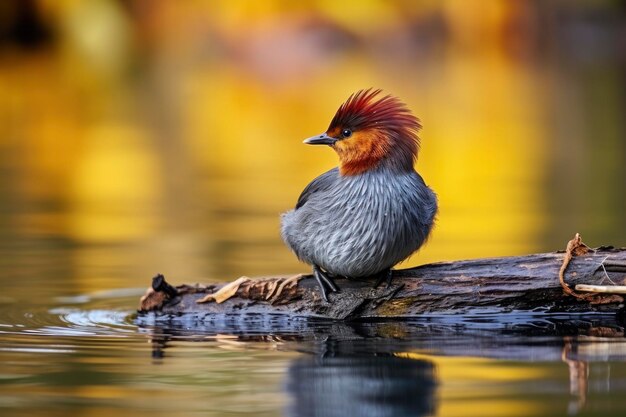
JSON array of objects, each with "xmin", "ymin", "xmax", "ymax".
[{"xmin": 2, "ymin": 281, "xmax": 626, "ymax": 417}]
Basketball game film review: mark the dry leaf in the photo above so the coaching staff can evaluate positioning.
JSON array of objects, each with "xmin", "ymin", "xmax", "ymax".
[{"xmin": 196, "ymin": 277, "xmax": 250, "ymax": 304}]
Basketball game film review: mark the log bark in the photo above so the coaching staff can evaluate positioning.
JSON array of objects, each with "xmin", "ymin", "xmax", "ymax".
[{"xmin": 137, "ymin": 236, "xmax": 626, "ymax": 321}]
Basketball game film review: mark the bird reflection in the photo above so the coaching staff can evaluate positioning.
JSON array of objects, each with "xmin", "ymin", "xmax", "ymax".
[
  {"xmin": 138, "ymin": 315, "xmax": 626, "ymax": 417},
  {"xmin": 285, "ymin": 354, "xmax": 437, "ymax": 417}
]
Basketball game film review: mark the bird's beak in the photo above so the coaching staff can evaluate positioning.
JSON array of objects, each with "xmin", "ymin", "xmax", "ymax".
[{"xmin": 303, "ymin": 133, "xmax": 337, "ymax": 145}]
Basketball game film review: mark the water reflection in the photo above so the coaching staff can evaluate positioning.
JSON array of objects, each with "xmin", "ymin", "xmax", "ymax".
[
  {"xmin": 286, "ymin": 355, "xmax": 436, "ymax": 417},
  {"xmin": 3, "ymin": 296, "xmax": 626, "ymax": 416},
  {"xmin": 139, "ymin": 313, "xmax": 626, "ymax": 416}
]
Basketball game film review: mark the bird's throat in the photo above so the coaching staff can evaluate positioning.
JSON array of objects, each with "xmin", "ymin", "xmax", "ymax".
[{"xmin": 339, "ymin": 157, "xmax": 382, "ymax": 176}]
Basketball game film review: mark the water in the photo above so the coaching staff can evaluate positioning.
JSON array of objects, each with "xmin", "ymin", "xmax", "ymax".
[{"xmin": 2, "ymin": 283, "xmax": 626, "ymax": 417}]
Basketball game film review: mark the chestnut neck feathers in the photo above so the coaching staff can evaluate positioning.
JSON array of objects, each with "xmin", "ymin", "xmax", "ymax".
[{"xmin": 327, "ymin": 89, "xmax": 421, "ymax": 176}]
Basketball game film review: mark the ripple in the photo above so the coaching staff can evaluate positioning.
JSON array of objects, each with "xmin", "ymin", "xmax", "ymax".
[
  {"xmin": 0, "ymin": 290, "xmax": 140, "ymax": 339},
  {"xmin": 48, "ymin": 308, "xmax": 136, "ymax": 336}
]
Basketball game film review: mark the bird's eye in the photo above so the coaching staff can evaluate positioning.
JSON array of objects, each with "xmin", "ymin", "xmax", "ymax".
[{"xmin": 341, "ymin": 128, "xmax": 352, "ymax": 138}]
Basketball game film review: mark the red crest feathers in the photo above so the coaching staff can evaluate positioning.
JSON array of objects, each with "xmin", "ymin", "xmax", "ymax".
[
  {"xmin": 327, "ymin": 89, "xmax": 422, "ymax": 173},
  {"xmin": 329, "ymin": 89, "xmax": 421, "ymax": 138}
]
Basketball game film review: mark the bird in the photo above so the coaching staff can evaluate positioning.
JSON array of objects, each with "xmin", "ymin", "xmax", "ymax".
[{"xmin": 281, "ymin": 89, "xmax": 437, "ymax": 302}]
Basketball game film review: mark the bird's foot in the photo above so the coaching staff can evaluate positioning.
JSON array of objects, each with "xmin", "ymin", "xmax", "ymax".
[
  {"xmin": 373, "ymin": 269, "xmax": 393, "ymax": 289},
  {"xmin": 313, "ymin": 265, "xmax": 340, "ymax": 302}
]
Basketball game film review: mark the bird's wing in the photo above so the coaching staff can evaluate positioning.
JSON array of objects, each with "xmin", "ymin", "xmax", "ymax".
[{"xmin": 295, "ymin": 167, "xmax": 339, "ymax": 209}]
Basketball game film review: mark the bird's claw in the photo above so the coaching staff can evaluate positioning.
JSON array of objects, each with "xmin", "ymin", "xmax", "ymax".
[
  {"xmin": 313, "ymin": 266, "xmax": 340, "ymax": 302},
  {"xmin": 373, "ymin": 269, "xmax": 393, "ymax": 289}
]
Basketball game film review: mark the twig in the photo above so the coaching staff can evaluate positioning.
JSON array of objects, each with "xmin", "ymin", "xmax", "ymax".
[
  {"xmin": 575, "ymin": 284, "xmax": 626, "ymax": 294},
  {"xmin": 558, "ymin": 233, "xmax": 592, "ymax": 300},
  {"xmin": 560, "ymin": 234, "xmax": 626, "ymax": 303}
]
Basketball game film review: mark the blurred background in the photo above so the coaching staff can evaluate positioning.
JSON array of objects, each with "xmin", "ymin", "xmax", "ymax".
[{"xmin": 0, "ymin": 0, "xmax": 624, "ymax": 295}]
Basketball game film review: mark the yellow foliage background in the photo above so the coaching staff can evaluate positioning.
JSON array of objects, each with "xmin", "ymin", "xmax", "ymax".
[{"xmin": 0, "ymin": 0, "xmax": 623, "ymax": 293}]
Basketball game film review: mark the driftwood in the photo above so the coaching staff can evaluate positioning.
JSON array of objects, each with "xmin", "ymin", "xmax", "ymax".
[{"xmin": 137, "ymin": 234, "xmax": 626, "ymax": 321}]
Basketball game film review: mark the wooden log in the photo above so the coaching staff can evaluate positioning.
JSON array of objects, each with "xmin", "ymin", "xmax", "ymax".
[{"xmin": 137, "ymin": 235, "xmax": 626, "ymax": 321}]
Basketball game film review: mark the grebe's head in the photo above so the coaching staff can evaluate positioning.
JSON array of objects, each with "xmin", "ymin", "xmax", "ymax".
[{"xmin": 304, "ymin": 89, "xmax": 421, "ymax": 175}]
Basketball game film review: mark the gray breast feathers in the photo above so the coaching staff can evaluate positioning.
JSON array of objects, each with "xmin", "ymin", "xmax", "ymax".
[{"xmin": 281, "ymin": 167, "xmax": 437, "ymax": 278}]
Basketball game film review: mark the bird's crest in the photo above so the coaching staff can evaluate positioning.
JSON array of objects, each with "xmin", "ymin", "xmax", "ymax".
[{"xmin": 327, "ymin": 89, "xmax": 422, "ymax": 175}]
